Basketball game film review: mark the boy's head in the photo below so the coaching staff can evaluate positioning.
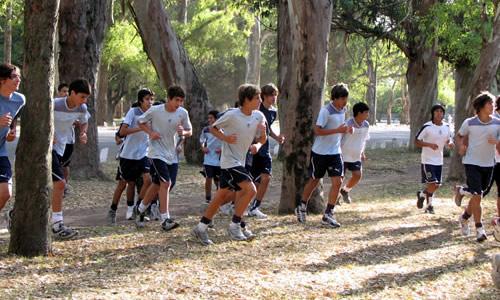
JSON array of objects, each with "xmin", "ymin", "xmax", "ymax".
[
  {"xmin": 57, "ymin": 83, "xmax": 69, "ymax": 97},
  {"xmin": 238, "ymin": 84, "xmax": 261, "ymax": 109},
  {"xmin": 472, "ymin": 92, "xmax": 495, "ymax": 114},
  {"xmin": 331, "ymin": 83, "xmax": 349, "ymax": 108},
  {"xmin": 261, "ymin": 83, "xmax": 279, "ymax": 106},
  {"xmin": 0, "ymin": 63, "xmax": 21, "ymax": 91},
  {"xmin": 353, "ymin": 102, "xmax": 370, "ymax": 121},
  {"xmin": 430, "ymin": 104, "xmax": 445, "ymax": 122},
  {"xmin": 68, "ymin": 79, "xmax": 91, "ymax": 105},
  {"xmin": 137, "ymin": 88, "xmax": 154, "ymax": 110},
  {"xmin": 166, "ymin": 85, "xmax": 185, "ymax": 109},
  {"xmin": 208, "ymin": 110, "xmax": 219, "ymax": 125}
]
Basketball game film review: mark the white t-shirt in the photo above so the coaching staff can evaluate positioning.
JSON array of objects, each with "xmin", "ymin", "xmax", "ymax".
[
  {"xmin": 137, "ymin": 105, "xmax": 192, "ymax": 164},
  {"xmin": 212, "ymin": 108, "xmax": 265, "ymax": 169},
  {"xmin": 415, "ymin": 121, "xmax": 452, "ymax": 165},
  {"xmin": 200, "ymin": 126, "xmax": 221, "ymax": 166},
  {"xmin": 119, "ymin": 107, "xmax": 149, "ymax": 160},
  {"xmin": 53, "ymin": 97, "xmax": 90, "ymax": 156},
  {"xmin": 341, "ymin": 118, "xmax": 370, "ymax": 163},
  {"xmin": 312, "ymin": 103, "xmax": 346, "ymax": 155},
  {"xmin": 458, "ymin": 116, "xmax": 500, "ymax": 167}
]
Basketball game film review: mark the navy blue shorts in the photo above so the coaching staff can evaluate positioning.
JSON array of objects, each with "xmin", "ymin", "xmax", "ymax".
[
  {"xmin": 61, "ymin": 143, "xmax": 74, "ymax": 167},
  {"xmin": 309, "ymin": 152, "xmax": 343, "ymax": 179},
  {"xmin": 250, "ymin": 154, "xmax": 272, "ymax": 182},
  {"xmin": 464, "ymin": 164, "xmax": 493, "ymax": 196},
  {"xmin": 220, "ymin": 166, "xmax": 253, "ymax": 191},
  {"xmin": 421, "ymin": 164, "xmax": 442, "ymax": 184},
  {"xmin": 484, "ymin": 163, "xmax": 500, "ymax": 197},
  {"xmin": 119, "ymin": 157, "xmax": 150, "ymax": 182},
  {"xmin": 203, "ymin": 164, "xmax": 221, "ymax": 179},
  {"xmin": 344, "ymin": 161, "xmax": 362, "ymax": 172},
  {"xmin": 115, "ymin": 166, "xmax": 122, "ymax": 181},
  {"xmin": 0, "ymin": 156, "xmax": 12, "ymax": 183},
  {"xmin": 52, "ymin": 150, "xmax": 65, "ymax": 182},
  {"xmin": 149, "ymin": 158, "xmax": 178, "ymax": 187}
]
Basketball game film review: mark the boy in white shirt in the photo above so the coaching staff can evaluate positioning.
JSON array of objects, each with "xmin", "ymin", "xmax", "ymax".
[
  {"xmin": 415, "ymin": 104, "xmax": 454, "ymax": 214},
  {"xmin": 338, "ymin": 102, "xmax": 370, "ymax": 204},
  {"xmin": 200, "ymin": 110, "xmax": 222, "ymax": 203}
]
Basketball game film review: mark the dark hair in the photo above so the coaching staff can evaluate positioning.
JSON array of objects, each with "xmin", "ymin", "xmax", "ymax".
[
  {"xmin": 430, "ymin": 104, "xmax": 445, "ymax": 121},
  {"xmin": 57, "ymin": 83, "xmax": 68, "ymax": 92},
  {"xmin": 167, "ymin": 85, "xmax": 185, "ymax": 99},
  {"xmin": 353, "ymin": 102, "xmax": 370, "ymax": 117},
  {"xmin": 496, "ymin": 95, "xmax": 500, "ymax": 111},
  {"xmin": 137, "ymin": 88, "xmax": 154, "ymax": 103},
  {"xmin": 69, "ymin": 79, "xmax": 91, "ymax": 95},
  {"xmin": 208, "ymin": 110, "xmax": 219, "ymax": 120},
  {"xmin": 238, "ymin": 83, "xmax": 261, "ymax": 107},
  {"xmin": 0, "ymin": 63, "xmax": 19, "ymax": 81},
  {"xmin": 472, "ymin": 92, "xmax": 495, "ymax": 114},
  {"xmin": 261, "ymin": 83, "xmax": 278, "ymax": 96},
  {"xmin": 234, "ymin": 101, "xmax": 240, "ymax": 108},
  {"xmin": 331, "ymin": 83, "xmax": 349, "ymax": 100}
]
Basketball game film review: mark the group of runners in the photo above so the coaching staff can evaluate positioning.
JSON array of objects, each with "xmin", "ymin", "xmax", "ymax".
[{"xmin": 0, "ymin": 62, "xmax": 499, "ymax": 246}]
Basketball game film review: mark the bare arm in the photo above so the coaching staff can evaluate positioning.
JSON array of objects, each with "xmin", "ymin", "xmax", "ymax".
[
  {"xmin": 119, "ymin": 124, "xmax": 143, "ymax": 137},
  {"xmin": 139, "ymin": 122, "xmax": 160, "ymax": 140},
  {"xmin": 314, "ymin": 124, "xmax": 352, "ymax": 136}
]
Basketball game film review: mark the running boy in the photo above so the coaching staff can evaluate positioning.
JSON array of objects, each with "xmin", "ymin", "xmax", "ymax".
[
  {"xmin": 107, "ymin": 88, "xmax": 154, "ymax": 224},
  {"xmin": 0, "ymin": 63, "xmax": 25, "ymax": 217},
  {"xmin": 200, "ymin": 110, "xmax": 222, "ymax": 203},
  {"xmin": 135, "ymin": 85, "xmax": 192, "ymax": 231},
  {"xmin": 338, "ymin": 102, "xmax": 370, "ymax": 204},
  {"xmin": 415, "ymin": 104, "xmax": 454, "ymax": 214},
  {"xmin": 192, "ymin": 83, "xmax": 266, "ymax": 245},
  {"xmin": 295, "ymin": 83, "xmax": 352, "ymax": 228},
  {"xmin": 57, "ymin": 83, "xmax": 73, "ymax": 194},
  {"xmin": 52, "ymin": 79, "xmax": 91, "ymax": 239},
  {"xmin": 454, "ymin": 92, "xmax": 500, "ymax": 242},
  {"xmin": 248, "ymin": 83, "xmax": 285, "ymax": 219}
]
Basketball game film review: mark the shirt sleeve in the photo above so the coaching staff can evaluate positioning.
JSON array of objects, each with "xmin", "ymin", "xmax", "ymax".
[
  {"xmin": 212, "ymin": 110, "xmax": 231, "ymax": 129},
  {"xmin": 137, "ymin": 107, "xmax": 154, "ymax": 124},
  {"xmin": 315, "ymin": 107, "xmax": 328, "ymax": 128},
  {"xmin": 199, "ymin": 129, "xmax": 206, "ymax": 145},
  {"xmin": 458, "ymin": 120, "xmax": 469, "ymax": 136},
  {"xmin": 181, "ymin": 110, "xmax": 192, "ymax": 131},
  {"xmin": 415, "ymin": 125, "xmax": 428, "ymax": 141},
  {"xmin": 78, "ymin": 106, "xmax": 91, "ymax": 124},
  {"xmin": 122, "ymin": 109, "xmax": 135, "ymax": 126}
]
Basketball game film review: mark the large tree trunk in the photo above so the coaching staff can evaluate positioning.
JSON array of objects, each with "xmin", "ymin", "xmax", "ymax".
[
  {"xmin": 9, "ymin": 0, "xmax": 60, "ymax": 257},
  {"xmin": 58, "ymin": 0, "xmax": 111, "ymax": 178},
  {"xmin": 400, "ymin": 77, "xmax": 410, "ymax": 125},
  {"xmin": 128, "ymin": 0, "xmax": 211, "ymax": 164},
  {"xmin": 3, "ymin": 1, "xmax": 12, "ymax": 63},
  {"xmin": 278, "ymin": 0, "xmax": 332, "ymax": 214},
  {"xmin": 245, "ymin": 16, "xmax": 261, "ymax": 86},
  {"xmin": 96, "ymin": 61, "xmax": 108, "ymax": 126},
  {"xmin": 365, "ymin": 42, "xmax": 377, "ymax": 125},
  {"xmin": 448, "ymin": 65, "xmax": 474, "ymax": 181}
]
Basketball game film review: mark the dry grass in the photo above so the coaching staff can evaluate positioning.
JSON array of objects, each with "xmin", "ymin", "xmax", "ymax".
[{"xmin": 0, "ymin": 149, "xmax": 499, "ymax": 299}]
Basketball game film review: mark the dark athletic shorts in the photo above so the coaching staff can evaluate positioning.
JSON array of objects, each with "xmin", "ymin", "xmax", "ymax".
[
  {"xmin": 0, "ymin": 156, "xmax": 12, "ymax": 184},
  {"xmin": 119, "ymin": 157, "xmax": 150, "ymax": 182},
  {"xmin": 421, "ymin": 164, "xmax": 442, "ymax": 184},
  {"xmin": 203, "ymin": 164, "xmax": 221, "ymax": 179},
  {"xmin": 482, "ymin": 163, "xmax": 500, "ymax": 198},
  {"xmin": 308, "ymin": 151, "xmax": 344, "ymax": 179},
  {"xmin": 464, "ymin": 164, "xmax": 493, "ymax": 196},
  {"xmin": 250, "ymin": 154, "xmax": 272, "ymax": 182},
  {"xmin": 149, "ymin": 158, "xmax": 178, "ymax": 188},
  {"xmin": 220, "ymin": 166, "xmax": 253, "ymax": 191},
  {"xmin": 344, "ymin": 161, "xmax": 362, "ymax": 172},
  {"xmin": 61, "ymin": 143, "xmax": 74, "ymax": 167},
  {"xmin": 52, "ymin": 150, "xmax": 65, "ymax": 182}
]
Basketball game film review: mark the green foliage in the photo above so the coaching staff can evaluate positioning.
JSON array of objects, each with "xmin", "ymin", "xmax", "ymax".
[
  {"xmin": 0, "ymin": 0, "xmax": 23, "ymax": 65},
  {"xmin": 427, "ymin": 0, "xmax": 496, "ymax": 66}
]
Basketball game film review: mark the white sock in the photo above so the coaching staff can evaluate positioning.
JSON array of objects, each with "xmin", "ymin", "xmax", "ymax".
[
  {"xmin": 343, "ymin": 186, "xmax": 352, "ymax": 192},
  {"xmin": 52, "ymin": 211, "xmax": 63, "ymax": 224},
  {"xmin": 138, "ymin": 202, "xmax": 148, "ymax": 213},
  {"xmin": 127, "ymin": 205, "xmax": 134, "ymax": 211},
  {"xmin": 161, "ymin": 212, "xmax": 170, "ymax": 221}
]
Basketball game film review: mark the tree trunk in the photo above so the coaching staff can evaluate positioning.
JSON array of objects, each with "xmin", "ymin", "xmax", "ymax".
[
  {"xmin": 58, "ymin": 0, "xmax": 111, "ymax": 178},
  {"xmin": 177, "ymin": 0, "xmax": 188, "ymax": 24},
  {"xmin": 277, "ymin": 0, "xmax": 332, "ymax": 214},
  {"xmin": 9, "ymin": 0, "xmax": 60, "ymax": 257},
  {"xmin": 3, "ymin": 1, "xmax": 12, "ymax": 63},
  {"xmin": 400, "ymin": 77, "xmax": 410, "ymax": 125},
  {"xmin": 245, "ymin": 16, "xmax": 261, "ymax": 86},
  {"xmin": 448, "ymin": 65, "xmax": 474, "ymax": 181},
  {"xmin": 365, "ymin": 42, "xmax": 377, "ymax": 125},
  {"xmin": 128, "ymin": 0, "xmax": 212, "ymax": 164},
  {"xmin": 96, "ymin": 61, "xmax": 109, "ymax": 126},
  {"xmin": 328, "ymin": 29, "xmax": 347, "ymax": 84}
]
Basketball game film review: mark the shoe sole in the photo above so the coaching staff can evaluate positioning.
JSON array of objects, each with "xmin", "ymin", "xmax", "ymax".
[
  {"xmin": 321, "ymin": 221, "xmax": 341, "ymax": 228},
  {"xmin": 162, "ymin": 223, "xmax": 180, "ymax": 232}
]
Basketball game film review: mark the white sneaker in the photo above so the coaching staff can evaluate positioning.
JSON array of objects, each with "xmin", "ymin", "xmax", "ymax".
[
  {"xmin": 228, "ymin": 222, "xmax": 247, "ymax": 241},
  {"xmin": 220, "ymin": 203, "xmax": 233, "ymax": 216},
  {"xmin": 458, "ymin": 215, "xmax": 470, "ymax": 236},
  {"xmin": 192, "ymin": 224, "xmax": 213, "ymax": 246},
  {"xmin": 248, "ymin": 207, "xmax": 268, "ymax": 219},
  {"xmin": 241, "ymin": 225, "xmax": 255, "ymax": 240},
  {"xmin": 476, "ymin": 227, "xmax": 487, "ymax": 242},
  {"xmin": 126, "ymin": 206, "xmax": 135, "ymax": 220}
]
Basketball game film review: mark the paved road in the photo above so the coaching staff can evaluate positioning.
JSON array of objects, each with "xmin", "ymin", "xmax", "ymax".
[{"xmin": 6, "ymin": 124, "xmax": 411, "ymax": 163}]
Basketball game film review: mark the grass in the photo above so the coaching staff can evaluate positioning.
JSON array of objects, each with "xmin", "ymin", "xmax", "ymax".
[{"xmin": 0, "ymin": 148, "xmax": 498, "ymax": 299}]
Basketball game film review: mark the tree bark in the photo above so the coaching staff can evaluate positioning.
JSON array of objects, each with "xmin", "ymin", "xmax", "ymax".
[
  {"xmin": 3, "ymin": 1, "xmax": 12, "ymax": 64},
  {"xmin": 58, "ymin": 0, "xmax": 111, "ymax": 178},
  {"xmin": 9, "ymin": 0, "xmax": 60, "ymax": 257},
  {"xmin": 128, "ymin": 0, "xmax": 212, "ymax": 164},
  {"xmin": 400, "ymin": 76, "xmax": 410, "ymax": 125},
  {"xmin": 278, "ymin": 0, "xmax": 332, "ymax": 214},
  {"xmin": 177, "ymin": 0, "xmax": 188, "ymax": 24},
  {"xmin": 365, "ymin": 42, "xmax": 377, "ymax": 125},
  {"xmin": 96, "ymin": 61, "xmax": 108, "ymax": 126},
  {"xmin": 245, "ymin": 16, "xmax": 261, "ymax": 86}
]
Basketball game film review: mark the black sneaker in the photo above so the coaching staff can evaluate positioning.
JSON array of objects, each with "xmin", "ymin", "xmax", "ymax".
[
  {"xmin": 107, "ymin": 209, "xmax": 117, "ymax": 225},
  {"xmin": 340, "ymin": 189, "xmax": 351, "ymax": 204},
  {"xmin": 416, "ymin": 191, "xmax": 425, "ymax": 209},
  {"xmin": 52, "ymin": 222, "xmax": 78, "ymax": 240},
  {"xmin": 425, "ymin": 205, "xmax": 435, "ymax": 214},
  {"xmin": 161, "ymin": 218, "xmax": 179, "ymax": 231},
  {"xmin": 321, "ymin": 213, "xmax": 341, "ymax": 228}
]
